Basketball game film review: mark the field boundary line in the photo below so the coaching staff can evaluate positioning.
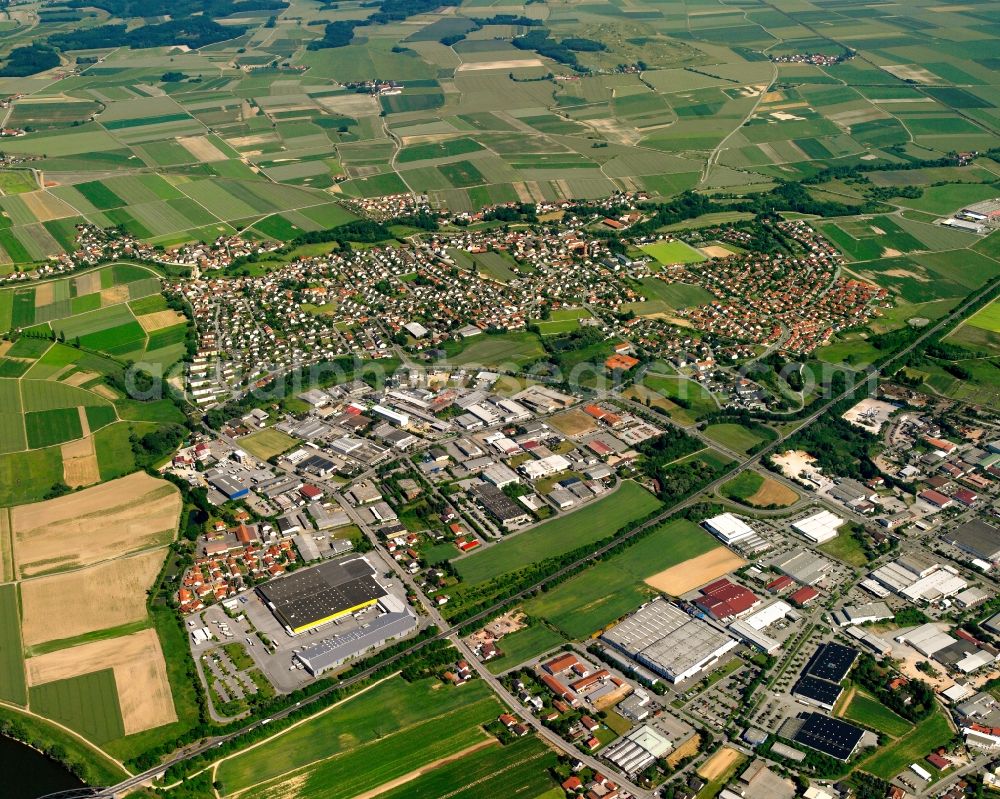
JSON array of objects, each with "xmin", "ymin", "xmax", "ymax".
[
  {"xmin": 204, "ymin": 672, "xmax": 399, "ymax": 779},
  {"xmin": 222, "ymin": 694, "xmax": 500, "ymax": 798},
  {"xmin": 0, "ymin": 696, "xmax": 133, "ymax": 777},
  {"xmin": 347, "ymin": 738, "xmax": 498, "ymax": 799}
]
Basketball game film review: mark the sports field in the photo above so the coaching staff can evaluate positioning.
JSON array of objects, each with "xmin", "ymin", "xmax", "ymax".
[
  {"xmin": 218, "ymin": 677, "xmax": 503, "ymax": 798},
  {"xmin": 522, "ymin": 517, "xmax": 721, "ymax": 639},
  {"xmin": 238, "ymin": 429, "xmax": 300, "ymax": 461},
  {"xmin": 455, "ymin": 481, "xmax": 660, "ymax": 585},
  {"xmin": 640, "ymin": 240, "xmax": 707, "ymax": 265}
]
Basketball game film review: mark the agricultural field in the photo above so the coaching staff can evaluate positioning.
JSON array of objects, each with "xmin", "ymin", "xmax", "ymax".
[
  {"xmin": 703, "ymin": 423, "xmax": 775, "ymax": 454},
  {"xmin": 484, "ymin": 624, "xmax": 567, "ymax": 675},
  {"xmin": 0, "ymin": 472, "xmax": 182, "ymax": 749},
  {"xmin": 841, "ymin": 691, "xmax": 913, "ymax": 738},
  {"xmin": 721, "ymin": 471, "xmax": 799, "ymax": 509},
  {"xmin": 217, "ymin": 676, "xmax": 504, "ymax": 798},
  {"xmin": 522, "ymin": 518, "xmax": 721, "ymax": 639},
  {"xmin": 455, "ymin": 481, "xmax": 660, "ymax": 586},
  {"xmin": 860, "ymin": 709, "xmax": 954, "ymax": 780}
]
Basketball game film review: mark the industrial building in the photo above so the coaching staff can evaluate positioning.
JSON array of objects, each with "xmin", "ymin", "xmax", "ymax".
[
  {"xmin": 695, "ymin": 579, "xmax": 760, "ymax": 621},
  {"xmin": 602, "ymin": 600, "xmax": 738, "ymax": 683},
  {"xmin": 869, "ymin": 557, "xmax": 967, "ymax": 603},
  {"xmin": 766, "ymin": 549, "xmax": 834, "ymax": 586},
  {"xmin": 830, "ymin": 601, "xmax": 893, "ymax": 627},
  {"xmin": 704, "ymin": 513, "xmax": 755, "ymax": 545},
  {"xmin": 941, "ymin": 519, "xmax": 1000, "ymax": 562},
  {"xmin": 728, "ymin": 601, "xmax": 793, "ymax": 654},
  {"xmin": 790, "ymin": 713, "xmax": 867, "ymax": 761},
  {"xmin": 295, "ymin": 604, "xmax": 416, "ymax": 675},
  {"xmin": 602, "ymin": 724, "xmax": 674, "ymax": 775},
  {"xmin": 791, "ymin": 510, "xmax": 845, "ymax": 544},
  {"xmin": 257, "ymin": 556, "xmax": 387, "ymax": 635}
]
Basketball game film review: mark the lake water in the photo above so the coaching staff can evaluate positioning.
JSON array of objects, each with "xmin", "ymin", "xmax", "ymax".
[{"xmin": 0, "ymin": 734, "xmax": 86, "ymax": 798}]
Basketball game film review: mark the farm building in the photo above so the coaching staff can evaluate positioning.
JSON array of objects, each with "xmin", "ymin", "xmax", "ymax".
[{"xmin": 257, "ymin": 556, "xmax": 388, "ymax": 635}]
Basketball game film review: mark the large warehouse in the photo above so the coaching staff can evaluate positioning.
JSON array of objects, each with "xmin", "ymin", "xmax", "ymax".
[
  {"xmin": 602, "ymin": 599, "xmax": 737, "ymax": 683},
  {"xmin": 257, "ymin": 556, "xmax": 388, "ymax": 635}
]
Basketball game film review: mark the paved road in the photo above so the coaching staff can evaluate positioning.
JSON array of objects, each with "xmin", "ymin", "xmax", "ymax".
[{"xmin": 78, "ymin": 273, "xmax": 1000, "ymax": 798}]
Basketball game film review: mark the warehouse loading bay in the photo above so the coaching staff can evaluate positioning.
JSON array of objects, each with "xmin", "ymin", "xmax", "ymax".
[{"xmin": 191, "ymin": 552, "xmax": 415, "ymax": 694}]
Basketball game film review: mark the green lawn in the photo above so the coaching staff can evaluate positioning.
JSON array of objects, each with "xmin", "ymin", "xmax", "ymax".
[
  {"xmin": 703, "ymin": 422, "xmax": 772, "ymax": 454},
  {"xmin": 843, "ymin": 691, "xmax": 913, "ymax": 738},
  {"xmin": 448, "ymin": 332, "xmax": 545, "ymax": 367},
  {"xmin": 860, "ymin": 709, "xmax": 953, "ymax": 780},
  {"xmin": 485, "ymin": 624, "xmax": 567, "ymax": 674},
  {"xmin": 238, "ymin": 429, "xmax": 300, "ymax": 461},
  {"xmin": 456, "ymin": 481, "xmax": 661, "ymax": 585},
  {"xmin": 640, "ymin": 240, "xmax": 707, "ymax": 265},
  {"xmin": 523, "ymin": 518, "xmax": 721, "ymax": 639},
  {"xmin": 721, "ymin": 471, "xmax": 764, "ymax": 502},
  {"xmin": 819, "ymin": 532, "xmax": 870, "ymax": 567}
]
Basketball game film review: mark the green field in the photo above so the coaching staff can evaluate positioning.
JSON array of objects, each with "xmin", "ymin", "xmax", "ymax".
[
  {"xmin": 843, "ymin": 691, "xmax": 913, "ymax": 738},
  {"xmin": 456, "ymin": 481, "xmax": 661, "ymax": 585},
  {"xmin": 703, "ymin": 423, "xmax": 773, "ymax": 454},
  {"xmin": 0, "ymin": 583, "xmax": 26, "ymax": 705},
  {"xmin": 218, "ymin": 677, "xmax": 502, "ymax": 797},
  {"xmin": 237, "ymin": 429, "xmax": 300, "ymax": 461},
  {"xmin": 485, "ymin": 624, "xmax": 567, "ymax": 675},
  {"xmin": 643, "ymin": 374, "xmax": 719, "ymax": 423},
  {"xmin": 375, "ymin": 737, "xmax": 558, "ymax": 799},
  {"xmin": 448, "ymin": 332, "xmax": 546, "ymax": 368},
  {"xmin": 640, "ymin": 240, "xmax": 707, "ymax": 265},
  {"xmin": 818, "ymin": 532, "xmax": 870, "ymax": 567},
  {"xmin": 523, "ymin": 518, "xmax": 721, "ymax": 639},
  {"xmin": 860, "ymin": 710, "xmax": 953, "ymax": 780},
  {"xmin": 721, "ymin": 471, "xmax": 764, "ymax": 502},
  {"xmin": 29, "ymin": 669, "xmax": 126, "ymax": 745}
]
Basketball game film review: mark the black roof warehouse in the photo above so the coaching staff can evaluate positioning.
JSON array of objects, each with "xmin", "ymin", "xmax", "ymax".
[
  {"xmin": 793, "ymin": 713, "xmax": 866, "ymax": 761},
  {"xmin": 257, "ymin": 556, "xmax": 387, "ymax": 634}
]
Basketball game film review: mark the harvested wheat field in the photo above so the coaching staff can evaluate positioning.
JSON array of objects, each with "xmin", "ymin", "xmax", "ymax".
[
  {"xmin": 74, "ymin": 271, "xmax": 102, "ymax": 296},
  {"xmin": 746, "ymin": 477, "xmax": 798, "ymax": 508},
  {"xmin": 177, "ymin": 134, "xmax": 227, "ymax": 162},
  {"xmin": 698, "ymin": 745, "xmax": 744, "ymax": 780},
  {"xmin": 61, "ymin": 370, "xmax": 99, "ymax": 387},
  {"xmin": 698, "ymin": 245, "xmax": 734, "ymax": 259},
  {"xmin": 644, "ymin": 547, "xmax": 746, "ymax": 596},
  {"xmin": 13, "ymin": 472, "xmax": 180, "ymax": 577},
  {"xmin": 18, "ymin": 190, "xmax": 75, "ymax": 222},
  {"xmin": 34, "ymin": 281, "xmax": 54, "ymax": 307},
  {"xmin": 20, "ymin": 548, "xmax": 166, "ymax": 647},
  {"xmin": 26, "ymin": 628, "xmax": 176, "ymax": 734},
  {"xmin": 61, "ymin": 434, "xmax": 100, "ymax": 488},
  {"xmin": 549, "ymin": 409, "xmax": 598, "ymax": 437},
  {"xmin": 100, "ymin": 285, "xmax": 130, "ymax": 306},
  {"xmin": 137, "ymin": 309, "xmax": 186, "ymax": 332}
]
